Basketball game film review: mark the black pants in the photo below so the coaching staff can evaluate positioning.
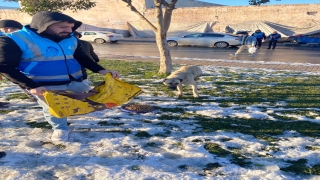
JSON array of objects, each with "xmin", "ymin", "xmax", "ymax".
[
  {"xmin": 256, "ymin": 38, "xmax": 263, "ymax": 48},
  {"xmin": 268, "ymin": 40, "xmax": 278, "ymax": 49}
]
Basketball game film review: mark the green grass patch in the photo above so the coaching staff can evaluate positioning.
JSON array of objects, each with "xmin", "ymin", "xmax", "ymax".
[
  {"xmin": 0, "ymin": 109, "xmax": 14, "ymax": 114},
  {"xmin": 196, "ymin": 115, "xmax": 320, "ymax": 137},
  {"xmin": 135, "ymin": 131, "xmax": 152, "ymax": 138},
  {"xmin": 104, "ymin": 129, "xmax": 131, "ymax": 134},
  {"xmin": 97, "ymin": 121, "xmax": 124, "ymax": 126},
  {"xmin": 6, "ymin": 93, "xmax": 30, "ymax": 100},
  {"xmin": 26, "ymin": 122, "xmax": 52, "ymax": 129},
  {"xmin": 204, "ymin": 142, "xmax": 251, "ymax": 167},
  {"xmin": 280, "ymin": 159, "xmax": 320, "ymax": 175},
  {"xmin": 204, "ymin": 142, "xmax": 230, "ymax": 157}
]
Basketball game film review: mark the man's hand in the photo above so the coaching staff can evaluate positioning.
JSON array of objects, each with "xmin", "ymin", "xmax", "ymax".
[
  {"xmin": 29, "ymin": 87, "xmax": 47, "ymax": 96},
  {"xmin": 98, "ymin": 70, "xmax": 121, "ymax": 79}
]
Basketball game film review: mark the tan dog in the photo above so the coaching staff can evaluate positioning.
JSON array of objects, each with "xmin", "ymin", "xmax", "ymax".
[{"xmin": 163, "ymin": 66, "xmax": 202, "ymax": 98}]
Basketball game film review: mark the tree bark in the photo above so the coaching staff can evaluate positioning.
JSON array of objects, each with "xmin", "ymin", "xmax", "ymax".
[
  {"xmin": 122, "ymin": 0, "xmax": 177, "ymax": 74},
  {"xmin": 154, "ymin": 0, "xmax": 172, "ymax": 74}
]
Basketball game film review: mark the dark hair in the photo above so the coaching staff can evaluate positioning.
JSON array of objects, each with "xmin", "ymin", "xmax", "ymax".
[{"xmin": 0, "ymin": 20, "xmax": 23, "ymax": 29}]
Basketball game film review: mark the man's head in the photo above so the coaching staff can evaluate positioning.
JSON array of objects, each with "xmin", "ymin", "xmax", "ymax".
[
  {"xmin": 0, "ymin": 19, "xmax": 23, "ymax": 33},
  {"xmin": 273, "ymin": 31, "xmax": 277, "ymax": 34},
  {"xmin": 255, "ymin": 29, "xmax": 261, "ymax": 33},
  {"xmin": 44, "ymin": 21, "xmax": 75, "ymax": 40},
  {"xmin": 30, "ymin": 11, "xmax": 82, "ymax": 41}
]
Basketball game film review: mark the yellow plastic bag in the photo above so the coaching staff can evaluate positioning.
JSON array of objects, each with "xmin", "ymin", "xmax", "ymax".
[
  {"xmin": 87, "ymin": 73, "xmax": 142, "ymax": 107},
  {"xmin": 43, "ymin": 73, "xmax": 142, "ymax": 118},
  {"xmin": 43, "ymin": 91, "xmax": 97, "ymax": 118}
]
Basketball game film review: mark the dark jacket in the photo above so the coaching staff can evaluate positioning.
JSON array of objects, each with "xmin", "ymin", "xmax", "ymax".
[
  {"xmin": 78, "ymin": 40, "xmax": 99, "ymax": 63},
  {"xmin": 78, "ymin": 40, "xmax": 100, "ymax": 79},
  {"xmin": 0, "ymin": 11, "xmax": 105, "ymax": 89}
]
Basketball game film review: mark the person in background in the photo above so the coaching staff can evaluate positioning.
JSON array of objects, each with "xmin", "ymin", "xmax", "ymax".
[
  {"xmin": 0, "ymin": 19, "xmax": 38, "ymax": 102},
  {"xmin": 251, "ymin": 29, "xmax": 266, "ymax": 49},
  {"xmin": 0, "ymin": 11, "xmax": 120, "ymax": 143},
  {"xmin": 267, "ymin": 31, "xmax": 281, "ymax": 49},
  {"xmin": 230, "ymin": 32, "xmax": 257, "ymax": 57},
  {"xmin": 74, "ymin": 31, "xmax": 100, "ymax": 85},
  {"xmin": 0, "ymin": 19, "xmax": 23, "ymax": 33}
]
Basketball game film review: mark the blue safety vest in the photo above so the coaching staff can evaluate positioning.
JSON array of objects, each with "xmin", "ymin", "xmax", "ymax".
[
  {"xmin": 253, "ymin": 32, "xmax": 264, "ymax": 39},
  {"xmin": 5, "ymin": 27, "xmax": 82, "ymax": 83},
  {"xmin": 268, "ymin": 33, "xmax": 281, "ymax": 41}
]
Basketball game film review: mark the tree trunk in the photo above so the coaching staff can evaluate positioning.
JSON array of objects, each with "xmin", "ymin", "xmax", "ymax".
[
  {"xmin": 154, "ymin": 0, "xmax": 172, "ymax": 74},
  {"xmin": 156, "ymin": 32, "xmax": 172, "ymax": 74},
  {"xmin": 122, "ymin": 0, "xmax": 176, "ymax": 74}
]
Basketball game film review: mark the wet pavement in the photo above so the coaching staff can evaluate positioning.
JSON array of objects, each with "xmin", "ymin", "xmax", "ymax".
[{"xmin": 92, "ymin": 40, "xmax": 320, "ymax": 72}]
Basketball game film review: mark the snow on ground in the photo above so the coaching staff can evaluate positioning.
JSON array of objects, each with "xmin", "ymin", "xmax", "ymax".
[{"xmin": 1, "ymin": 60, "xmax": 320, "ymax": 180}]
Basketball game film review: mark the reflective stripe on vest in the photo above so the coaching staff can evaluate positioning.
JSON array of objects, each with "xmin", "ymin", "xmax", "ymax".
[{"xmin": 6, "ymin": 27, "xmax": 82, "ymax": 83}]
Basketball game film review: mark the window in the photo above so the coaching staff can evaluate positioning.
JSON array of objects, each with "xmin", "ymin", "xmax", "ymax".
[
  {"xmin": 84, "ymin": 32, "xmax": 96, "ymax": 35},
  {"xmin": 203, "ymin": 33, "xmax": 225, "ymax": 37},
  {"xmin": 184, "ymin": 34, "xmax": 203, "ymax": 38}
]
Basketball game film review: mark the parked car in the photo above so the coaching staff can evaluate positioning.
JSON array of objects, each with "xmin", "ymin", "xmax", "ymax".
[
  {"xmin": 166, "ymin": 32, "xmax": 240, "ymax": 48},
  {"xmin": 78, "ymin": 31, "xmax": 124, "ymax": 44}
]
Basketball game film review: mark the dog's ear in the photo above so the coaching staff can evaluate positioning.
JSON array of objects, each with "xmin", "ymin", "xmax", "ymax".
[
  {"xmin": 163, "ymin": 78, "xmax": 167, "ymax": 82},
  {"xmin": 179, "ymin": 79, "xmax": 183, "ymax": 82}
]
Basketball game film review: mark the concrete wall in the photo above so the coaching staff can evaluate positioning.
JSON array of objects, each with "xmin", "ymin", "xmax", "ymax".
[
  {"xmin": 0, "ymin": 2, "xmax": 319, "ymax": 36},
  {"xmin": 145, "ymin": 4, "xmax": 320, "ymax": 32},
  {"xmin": 145, "ymin": 0, "xmax": 223, "ymax": 8},
  {"xmin": 0, "ymin": 9, "xmax": 32, "ymax": 25}
]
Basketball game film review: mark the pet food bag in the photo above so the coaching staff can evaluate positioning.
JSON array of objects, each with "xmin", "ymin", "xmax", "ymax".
[{"xmin": 43, "ymin": 73, "xmax": 143, "ymax": 118}]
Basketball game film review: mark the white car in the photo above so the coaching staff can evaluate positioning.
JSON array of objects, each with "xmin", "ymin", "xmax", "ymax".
[
  {"xmin": 78, "ymin": 31, "xmax": 124, "ymax": 44},
  {"xmin": 167, "ymin": 32, "xmax": 241, "ymax": 48}
]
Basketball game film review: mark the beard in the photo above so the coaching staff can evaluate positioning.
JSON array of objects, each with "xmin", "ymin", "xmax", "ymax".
[{"xmin": 41, "ymin": 29, "xmax": 71, "ymax": 42}]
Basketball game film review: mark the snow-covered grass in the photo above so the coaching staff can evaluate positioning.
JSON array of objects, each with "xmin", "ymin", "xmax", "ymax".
[{"xmin": 1, "ymin": 60, "xmax": 320, "ymax": 179}]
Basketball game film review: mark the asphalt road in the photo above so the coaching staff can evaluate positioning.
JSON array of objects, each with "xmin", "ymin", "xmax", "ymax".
[{"xmin": 92, "ymin": 41, "xmax": 320, "ymax": 64}]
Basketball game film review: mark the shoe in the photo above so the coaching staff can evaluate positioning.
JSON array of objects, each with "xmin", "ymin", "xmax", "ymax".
[
  {"xmin": 230, "ymin": 54, "xmax": 237, "ymax": 57},
  {"xmin": 51, "ymin": 130, "xmax": 69, "ymax": 142},
  {"xmin": 272, "ymin": 48, "xmax": 275, "ymax": 50},
  {"xmin": 267, "ymin": 48, "xmax": 271, "ymax": 49},
  {"xmin": 257, "ymin": 47, "xmax": 260, "ymax": 49}
]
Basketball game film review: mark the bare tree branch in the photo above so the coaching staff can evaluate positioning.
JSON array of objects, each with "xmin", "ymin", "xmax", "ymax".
[
  {"xmin": 163, "ymin": 0, "xmax": 177, "ymax": 32},
  {"xmin": 160, "ymin": 0, "xmax": 169, "ymax": 7},
  {"xmin": 154, "ymin": 0, "xmax": 164, "ymax": 37},
  {"xmin": 122, "ymin": 0, "xmax": 157, "ymax": 32}
]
